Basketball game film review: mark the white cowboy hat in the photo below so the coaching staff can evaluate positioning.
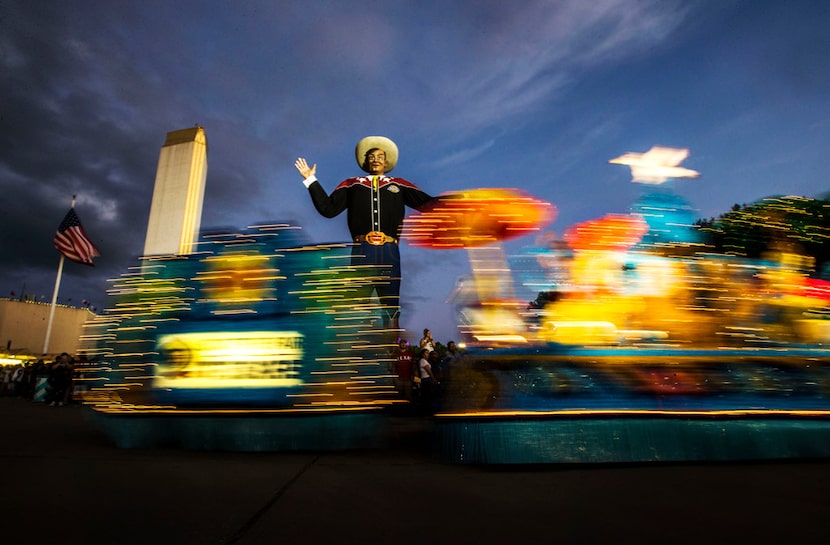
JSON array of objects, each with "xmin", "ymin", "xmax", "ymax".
[{"xmin": 355, "ymin": 136, "xmax": 399, "ymax": 173}]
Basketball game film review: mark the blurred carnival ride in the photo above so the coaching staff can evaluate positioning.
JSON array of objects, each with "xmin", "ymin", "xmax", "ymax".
[
  {"xmin": 77, "ymin": 224, "xmax": 406, "ymax": 449},
  {"xmin": 401, "ymin": 150, "xmax": 830, "ymax": 463}
]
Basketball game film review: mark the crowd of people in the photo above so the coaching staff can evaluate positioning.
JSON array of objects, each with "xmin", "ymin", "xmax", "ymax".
[
  {"xmin": 0, "ymin": 352, "xmax": 78, "ymax": 406},
  {"xmin": 391, "ymin": 328, "xmax": 463, "ymax": 413}
]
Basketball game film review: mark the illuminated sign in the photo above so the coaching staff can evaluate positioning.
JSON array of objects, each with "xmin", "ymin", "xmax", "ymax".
[{"xmin": 153, "ymin": 331, "xmax": 303, "ymax": 389}]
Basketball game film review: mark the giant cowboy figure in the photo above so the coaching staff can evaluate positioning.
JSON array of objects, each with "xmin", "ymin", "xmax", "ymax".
[{"xmin": 295, "ymin": 136, "xmax": 434, "ymax": 329}]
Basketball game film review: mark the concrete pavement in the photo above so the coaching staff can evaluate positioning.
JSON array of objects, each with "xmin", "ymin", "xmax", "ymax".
[{"xmin": 2, "ymin": 397, "xmax": 828, "ymax": 545}]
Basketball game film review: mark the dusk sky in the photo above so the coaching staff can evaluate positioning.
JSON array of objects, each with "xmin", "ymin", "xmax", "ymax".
[{"xmin": 2, "ymin": 0, "xmax": 829, "ymax": 341}]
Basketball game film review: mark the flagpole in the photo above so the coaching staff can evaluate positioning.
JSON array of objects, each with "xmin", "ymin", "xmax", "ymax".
[
  {"xmin": 43, "ymin": 255, "xmax": 65, "ymax": 355},
  {"xmin": 43, "ymin": 195, "xmax": 76, "ymax": 355}
]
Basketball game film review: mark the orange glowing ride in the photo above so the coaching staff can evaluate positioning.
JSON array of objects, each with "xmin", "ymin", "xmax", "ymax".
[
  {"xmin": 563, "ymin": 213, "xmax": 648, "ymax": 252},
  {"xmin": 401, "ymin": 188, "xmax": 556, "ymax": 249}
]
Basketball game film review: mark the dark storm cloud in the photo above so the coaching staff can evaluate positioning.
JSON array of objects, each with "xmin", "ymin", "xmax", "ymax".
[
  {"xmin": 1, "ymin": 3, "xmax": 166, "ymax": 301},
  {"xmin": 0, "ymin": 2, "xmax": 298, "ymax": 302}
]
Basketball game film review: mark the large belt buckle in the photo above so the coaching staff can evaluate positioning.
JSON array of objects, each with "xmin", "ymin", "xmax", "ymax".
[{"xmin": 365, "ymin": 231, "xmax": 387, "ymax": 246}]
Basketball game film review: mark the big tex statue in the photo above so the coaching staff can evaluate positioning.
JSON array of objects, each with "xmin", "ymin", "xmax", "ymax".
[{"xmin": 295, "ymin": 136, "xmax": 434, "ymax": 330}]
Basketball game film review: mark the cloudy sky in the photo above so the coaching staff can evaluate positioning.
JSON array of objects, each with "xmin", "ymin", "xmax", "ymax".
[{"xmin": 2, "ymin": 0, "xmax": 829, "ymax": 340}]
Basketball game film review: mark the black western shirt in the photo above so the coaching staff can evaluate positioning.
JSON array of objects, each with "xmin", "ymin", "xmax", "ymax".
[{"xmin": 306, "ymin": 175, "xmax": 434, "ymax": 240}]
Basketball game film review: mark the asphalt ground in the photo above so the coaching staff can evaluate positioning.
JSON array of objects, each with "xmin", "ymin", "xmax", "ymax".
[{"xmin": 2, "ymin": 396, "xmax": 829, "ymax": 545}]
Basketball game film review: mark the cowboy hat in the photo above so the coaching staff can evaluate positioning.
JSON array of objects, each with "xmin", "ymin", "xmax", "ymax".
[{"xmin": 355, "ymin": 136, "xmax": 398, "ymax": 173}]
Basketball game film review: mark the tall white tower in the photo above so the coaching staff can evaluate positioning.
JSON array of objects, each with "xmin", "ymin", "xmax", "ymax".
[{"xmin": 143, "ymin": 126, "xmax": 208, "ymax": 256}]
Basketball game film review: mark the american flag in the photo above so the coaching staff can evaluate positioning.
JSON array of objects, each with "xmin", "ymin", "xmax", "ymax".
[{"xmin": 54, "ymin": 208, "xmax": 101, "ymax": 266}]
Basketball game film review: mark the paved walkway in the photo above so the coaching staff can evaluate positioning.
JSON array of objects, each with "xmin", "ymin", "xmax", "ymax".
[{"xmin": 2, "ymin": 397, "xmax": 828, "ymax": 545}]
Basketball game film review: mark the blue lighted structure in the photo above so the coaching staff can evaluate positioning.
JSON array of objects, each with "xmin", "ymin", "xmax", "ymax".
[{"xmin": 81, "ymin": 223, "xmax": 402, "ymax": 450}]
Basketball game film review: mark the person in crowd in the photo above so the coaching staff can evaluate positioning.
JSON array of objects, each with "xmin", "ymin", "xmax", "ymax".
[
  {"xmin": 393, "ymin": 339, "xmax": 415, "ymax": 401},
  {"xmin": 417, "ymin": 348, "xmax": 437, "ymax": 412},
  {"xmin": 440, "ymin": 340, "xmax": 462, "ymax": 384},
  {"xmin": 11, "ymin": 364, "xmax": 26, "ymax": 397},
  {"xmin": 419, "ymin": 328, "xmax": 435, "ymax": 353},
  {"xmin": 1, "ymin": 365, "xmax": 12, "ymax": 396},
  {"xmin": 45, "ymin": 353, "xmax": 72, "ymax": 406},
  {"xmin": 428, "ymin": 349, "xmax": 441, "ymax": 381},
  {"xmin": 61, "ymin": 356, "xmax": 76, "ymax": 405}
]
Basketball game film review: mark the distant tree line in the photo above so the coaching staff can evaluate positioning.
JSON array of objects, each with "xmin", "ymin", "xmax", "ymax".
[{"xmin": 694, "ymin": 195, "xmax": 830, "ymax": 277}]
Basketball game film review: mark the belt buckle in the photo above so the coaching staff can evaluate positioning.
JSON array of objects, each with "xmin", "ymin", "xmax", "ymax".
[{"xmin": 365, "ymin": 231, "xmax": 386, "ymax": 246}]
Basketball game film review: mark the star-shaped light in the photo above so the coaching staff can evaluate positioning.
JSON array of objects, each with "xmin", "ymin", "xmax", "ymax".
[{"xmin": 609, "ymin": 146, "xmax": 700, "ymax": 184}]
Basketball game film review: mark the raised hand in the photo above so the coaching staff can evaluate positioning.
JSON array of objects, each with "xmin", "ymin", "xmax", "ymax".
[{"xmin": 294, "ymin": 157, "xmax": 316, "ymax": 179}]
